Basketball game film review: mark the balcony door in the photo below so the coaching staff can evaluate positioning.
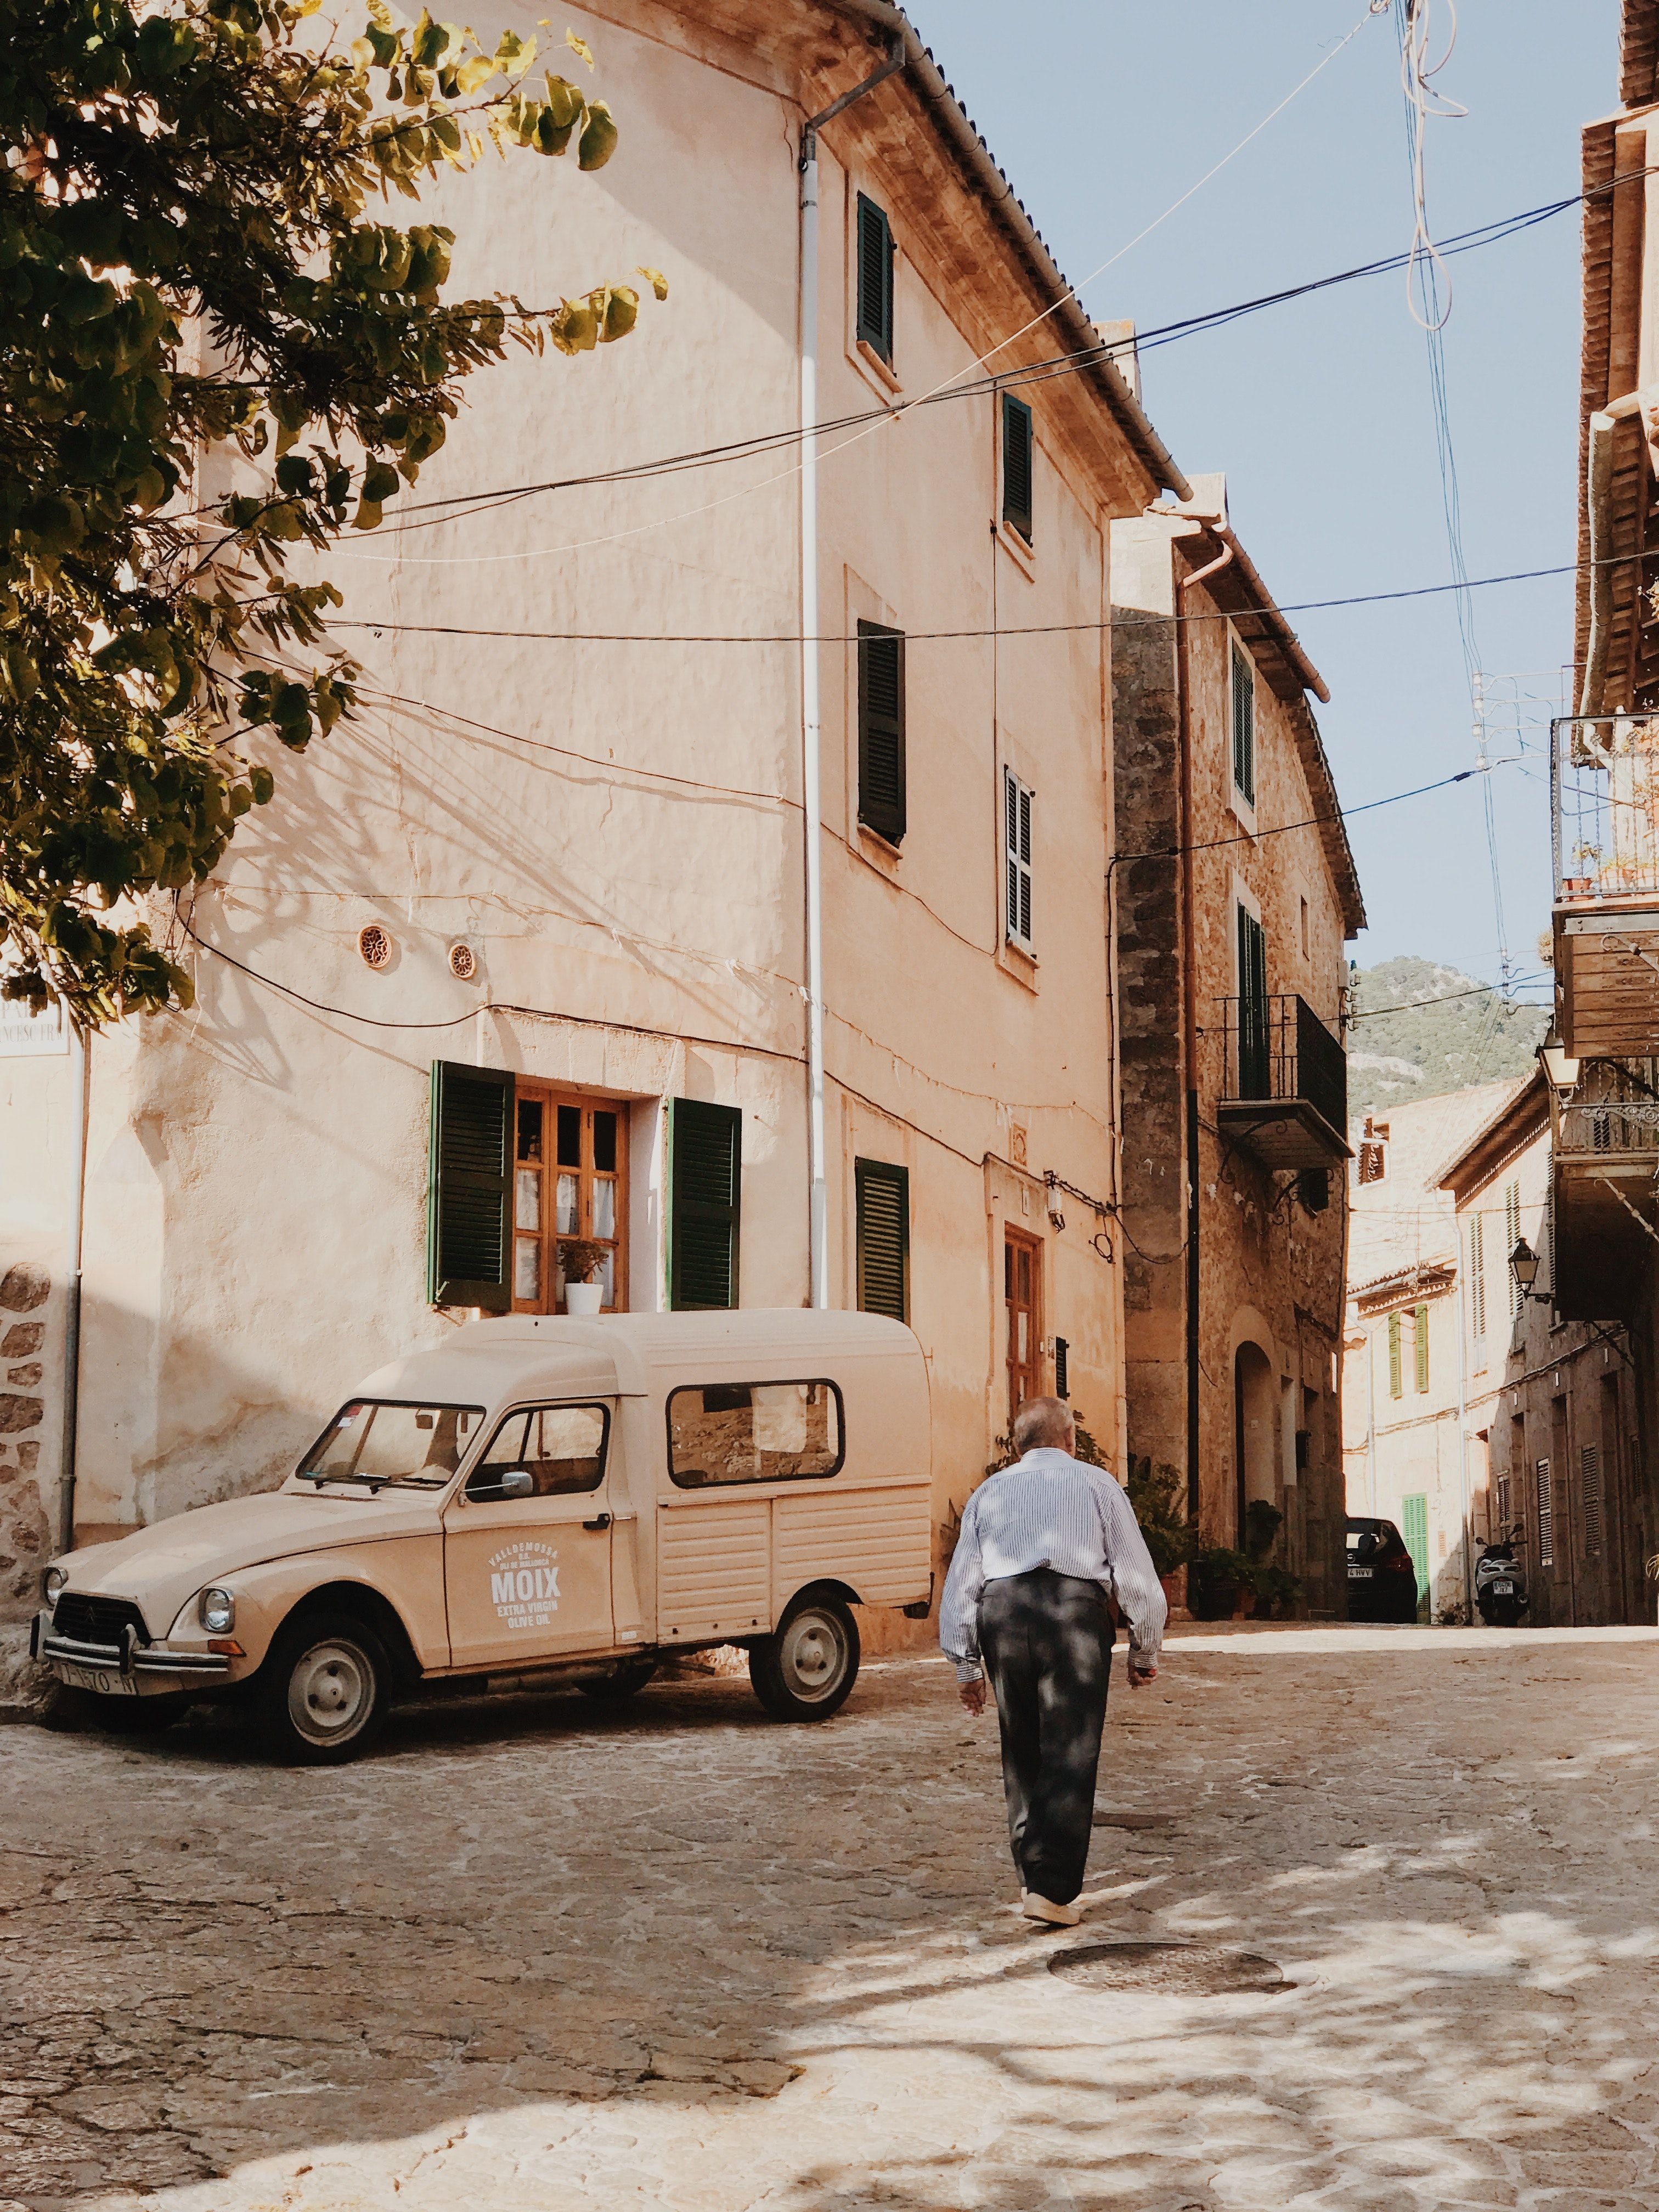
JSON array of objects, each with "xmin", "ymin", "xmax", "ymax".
[
  {"xmin": 1005, "ymin": 1229, "xmax": 1042, "ymax": 1434},
  {"xmin": 1237, "ymin": 905, "xmax": 1269, "ymax": 1099}
]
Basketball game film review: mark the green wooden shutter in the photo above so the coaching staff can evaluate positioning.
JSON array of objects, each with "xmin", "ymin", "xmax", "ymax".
[
  {"xmin": 1231, "ymin": 641, "xmax": 1256, "ymax": 806},
  {"xmin": 1001, "ymin": 391, "xmax": 1034, "ymax": 541},
  {"xmin": 856, "ymin": 622, "xmax": 906, "ymax": 844},
  {"xmin": 855, "ymin": 1159, "xmax": 909, "ymax": 1322},
  {"xmin": 1236, "ymin": 905, "xmax": 1269, "ymax": 1099},
  {"xmin": 1414, "ymin": 1301, "xmax": 1430, "ymax": 1393},
  {"xmin": 427, "ymin": 1060, "xmax": 514, "ymax": 1310},
  {"xmin": 1400, "ymin": 1491, "xmax": 1429, "ymax": 1608},
  {"xmin": 855, "ymin": 193, "xmax": 893, "ymax": 363},
  {"xmin": 1387, "ymin": 1311, "xmax": 1402, "ymax": 1399},
  {"xmin": 668, "ymin": 1099, "xmax": 741, "ymax": 1310}
]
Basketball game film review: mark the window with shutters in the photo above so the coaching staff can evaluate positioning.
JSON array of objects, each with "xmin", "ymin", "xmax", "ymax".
[
  {"xmin": 511, "ymin": 1086, "xmax": 628, "ymax": 1314},
  {"xmin": 1536, "ymin": 1456, "xmax": 1554, "ymax": 1565},
  {"xmin": 1230, "ymin": 638, "xmax": 1256, "ymax": 811},
  {"xmin": 1004, "ymin": 766, "xmax": 1034, "ymax": 952},
  {"xmin": 855, "ymin": 1159, "xmax": 909, "ymax": 1323},
  {"xmin": 856, "ymin": 622, "xmax": 906, "ymax": 845},
  {"xmin": 1001, "ymin": 391, "xmax": 1034, "ymax": 543},
  {"xmin": 1400, "ymin": 1491, "xmax": 1429, "ymax": 1608},
  {"xmin": 428, "ymin": 1060, "xmax": 514, "ymax": 1310},
  {"xmin": 1469, "ymin": 1212, "xmax": 1486, "ymax": 1346},
  {"xmin": 668, "ymin": 1098, "xmax": 741, "ymax": 1310},
  {"xmin": 1387, "ymin": 1311, "xmax": 1403, "ymax": 1400},
  {"xmin": 1504, "ymin": 1181, "xmax": 1522, "ymax": 1316},
  {"xmin": 1581, "ymin": 1443, "xmax": 1603, "ymax": 1557},
  {"xmin": 855, "ymin": 192, "xmax": 894, "ymax": 365},
  {"xmin": 1414, "ymin": 1301, "xmax": 1430, "ymax": 1393}
]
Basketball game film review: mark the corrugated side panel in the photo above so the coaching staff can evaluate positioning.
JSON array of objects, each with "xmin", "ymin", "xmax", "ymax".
[
  {"xmin": 773, "ymin": 1485, "xmax": 930, "ymax": 1607},
  {"xmin": 657, "ymin": 1499, "xmax": 771, "ymax": 1638}
]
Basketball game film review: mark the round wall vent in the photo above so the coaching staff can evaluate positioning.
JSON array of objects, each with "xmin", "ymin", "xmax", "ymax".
[
  {"xmin": 358, "ymin": 923, "xmax": 392, "ymax": 970},
  {"xmin": 448, "ymin": 941, "xmax": 478, "ymax": 982}
]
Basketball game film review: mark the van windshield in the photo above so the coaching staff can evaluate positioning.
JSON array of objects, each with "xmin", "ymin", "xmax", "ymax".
[{"xmin": 297, "ymin": 1401, "xmax": 484, "ymax": 1490}]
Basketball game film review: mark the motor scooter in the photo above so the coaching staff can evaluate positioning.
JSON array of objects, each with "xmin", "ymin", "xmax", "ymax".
[{"xmin": 1475, "ymin": 1531, "xmax": 1529, "ymax": 1627}]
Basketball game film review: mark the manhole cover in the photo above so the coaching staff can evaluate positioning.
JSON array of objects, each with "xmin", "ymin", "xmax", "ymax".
[{"xmin": 1048, "ymin": 1943, "xmax": 1286, "ymax": 1995}]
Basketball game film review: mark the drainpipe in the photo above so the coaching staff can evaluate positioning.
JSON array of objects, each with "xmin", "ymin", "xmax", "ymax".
[
  {"xmin": 797, "ymin": 38, "xmax": 905, "ymax": 1308},
  {"xmin": 59, "ymin": 1018, "xmax": 88, "ymax": 1553},
  {"xmin": 1174, "ymin": 531, "xmax": 1234, "ymax": 1526},
  {"xmin": 1457, "ymin": 1227, "xmax": 1471, "ymax": 1622}
]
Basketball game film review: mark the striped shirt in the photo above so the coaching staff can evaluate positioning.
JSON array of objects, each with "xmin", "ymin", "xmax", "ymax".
[{"xmin": 939, "ymin": 1448, "xmax": 1168, "ymax": 1683}]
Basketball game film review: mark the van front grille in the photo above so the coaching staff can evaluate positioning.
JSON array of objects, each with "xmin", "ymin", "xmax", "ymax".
[{"xmin": 52, "ymin": 1593, "xmax": 149, "ymax": 1650}]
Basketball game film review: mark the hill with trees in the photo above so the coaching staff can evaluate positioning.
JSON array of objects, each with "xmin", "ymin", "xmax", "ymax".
[{"xmin": 1345, "ymin": 957, "xmax": 1549, "ymax": 1120}]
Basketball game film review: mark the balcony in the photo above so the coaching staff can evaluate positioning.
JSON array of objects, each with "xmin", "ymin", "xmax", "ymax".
[
  {"xmin": 1551, "ymin": 713, "xmax": 1659, "ymax": 1056},
  {"xmin": 1217, "ymin": 994, "xmax": 1350, "ymax": 1170},
  {"xmin": 1551, "ymin": 1057, "xmax": 1659, "ymax": 1321}
]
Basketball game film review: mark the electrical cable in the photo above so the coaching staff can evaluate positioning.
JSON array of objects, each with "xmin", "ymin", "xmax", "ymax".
[{"xmin": 328, "ymin": 551, "xmax": 1643, "ymax": 647}]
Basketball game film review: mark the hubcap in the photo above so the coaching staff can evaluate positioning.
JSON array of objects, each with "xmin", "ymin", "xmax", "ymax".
[
  {"xmin": 287, "ymin": 1639, "xmax": 373, "ymax": 1743},
  {"xmin": 780, "ymin": 1610, "xmax": 845, "ymax": 1701}
]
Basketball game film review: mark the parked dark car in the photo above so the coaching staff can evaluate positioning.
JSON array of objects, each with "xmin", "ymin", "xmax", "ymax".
[{"xmin": 1346, "ymin": 1516, "xmax": 1421, "ymax": 1623}]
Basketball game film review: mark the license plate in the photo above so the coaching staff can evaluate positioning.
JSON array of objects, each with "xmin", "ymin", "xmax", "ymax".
[
  {"xmin": 1347, "ymin": 1566, "xmax": 1373, "ymax": 1579},
  {"xmin": 1491, "ymin": 1581, "xmax": 1513, "ymax": 1595},
  {"xmin": 55, "ymin": 1663, "xmax": 137, "ymax": 1697}
]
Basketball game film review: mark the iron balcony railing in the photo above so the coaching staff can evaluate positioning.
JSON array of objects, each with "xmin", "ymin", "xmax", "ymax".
[
  {"xmin": 1553, "ymin": 712, "xmax": 1659, "ymax": 905},
  {"xmin": 1556, "ymin": 1056, "xmax": 1659, "ymax": 1157},
  {"xmin": 1220, "ymin": 992, "xmax": 1347, "ymax": 1136}
]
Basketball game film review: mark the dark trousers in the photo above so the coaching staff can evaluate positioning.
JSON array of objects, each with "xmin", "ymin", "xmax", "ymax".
[{"xmin": 978, "ymin": 1568, "xmax": 1114, "ymax": 1905}]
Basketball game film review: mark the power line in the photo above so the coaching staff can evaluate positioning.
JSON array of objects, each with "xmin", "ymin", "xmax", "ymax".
[{"xmin": 328, "ymin": 552, "xmax": 1632, "ymax": 647}]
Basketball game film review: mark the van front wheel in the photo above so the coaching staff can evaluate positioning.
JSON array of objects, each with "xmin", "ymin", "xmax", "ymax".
[
  {"xmin": 749, "ymin": 1595, "xmax": 859, "ymax": 1722},
  {"xmin": 258, "ymin": 1612, "xmax": 389, "ymax": 1765}
]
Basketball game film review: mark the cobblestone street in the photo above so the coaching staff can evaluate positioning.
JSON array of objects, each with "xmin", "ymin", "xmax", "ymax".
[{"xmin": 4, "ymin": 1623, "xmax": 1659, "ymax": 2212}]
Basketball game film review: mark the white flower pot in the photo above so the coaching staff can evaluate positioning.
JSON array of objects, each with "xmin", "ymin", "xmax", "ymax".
[{"xmin": 564, "ymin": 1282, "xmax": 603, "ymax": 1316}]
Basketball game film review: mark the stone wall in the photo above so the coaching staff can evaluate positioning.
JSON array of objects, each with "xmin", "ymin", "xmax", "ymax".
[{"xmin": 0, "ymin": 1244, "xmax": 61, "ymax": 1703}]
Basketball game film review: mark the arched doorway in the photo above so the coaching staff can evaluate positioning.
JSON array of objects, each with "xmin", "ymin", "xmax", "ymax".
[{"xmin": 1233, "ymin": 1341, "xmax": 1278, "ymax": 1548}]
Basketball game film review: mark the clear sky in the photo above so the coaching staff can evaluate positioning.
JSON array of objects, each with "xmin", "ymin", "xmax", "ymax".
[{"xmin": 907, "ymin": 0, "xmax": 1620, "ymax": 998}]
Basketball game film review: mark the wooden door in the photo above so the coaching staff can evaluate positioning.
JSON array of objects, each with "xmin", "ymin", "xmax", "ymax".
[{"xmin": 1005, "ymin": 1229, "xmax": 1042, "ymax": 1434}]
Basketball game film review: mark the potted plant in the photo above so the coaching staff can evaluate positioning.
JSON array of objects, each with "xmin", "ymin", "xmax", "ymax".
[
  {"xmin": 559, "ymin": 1237, "xmax": 611, "ymax": 1316},
  {"xmin": 1190, "ymin": 1545, "xmax": 1255, "ymax": 1621},
  {"xmin": 1124, "ymin": 1454, "xmax": 1196, "ymax": 1615}
]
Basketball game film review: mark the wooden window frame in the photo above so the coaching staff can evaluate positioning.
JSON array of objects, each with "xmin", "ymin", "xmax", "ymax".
[
  {"xmin": 1005, "ymin": 1226, "xmax": 1043, "ymax": 1434},
  {"xmin": 511, "ymin": 1084, "xmax": 629, "ymax": 1316}
]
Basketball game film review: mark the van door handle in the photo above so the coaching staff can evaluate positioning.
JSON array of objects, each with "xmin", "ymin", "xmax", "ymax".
[{"xmin": 583, "ymin": 1512, "xmax": 612, "ymax": 1531}]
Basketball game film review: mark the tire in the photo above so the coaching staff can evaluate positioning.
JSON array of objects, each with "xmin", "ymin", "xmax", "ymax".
[
  {"xmin": 748, "ymin": 1594, "xmax": 860, "ymax": 1722},
  {"xmin": 258, "ymin": 1611, "xmax": 389, "ymax": 1765},
  {"xmin": 578, "ymin": 1658, "xmax": 658, "ymax": 1702}
]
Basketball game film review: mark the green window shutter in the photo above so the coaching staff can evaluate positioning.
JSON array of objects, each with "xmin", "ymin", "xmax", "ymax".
[
  {"xmin": 1387, "ymin": 1311, "xmax": 1402, "ymax": 1399},
  {"xmin": 855, "ymin": 193, "xmax": 894, "ymax": 363},
  {"xmin": 855, "ymin": 1159, "xmax": 910, "ymax": 1322},
  {"xmin": 668, "ymin": 1099, "xmax": 741, "ymax": 1310},
  {"xmin": 1400, "ymin": 1492, "xmax": 1429, "ymax": 1607},
  {"xmin": 427, "ymin": 1060, "xmax": 514, "ymax": 1310},
  {"xmin": 1231, "ymin": 641, "xmax": 1256, "ymax": 806},
  {"xmin": 1001, "ymin": 391, "xmax": 1034, "ymax": 541},
  {"xmin": 1236, "ymin": 905, "xmax": 1268, "ymax": 1098},
  {"xmin": 1415, "ymin": 1301, "xmax": 1430, "ymax": 1392},
  {"xmin": 856, "ymin": 622, "xmax": 906, "ymax": 844}
]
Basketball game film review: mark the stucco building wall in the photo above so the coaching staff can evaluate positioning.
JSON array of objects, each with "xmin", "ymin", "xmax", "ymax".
[{"xmin": 1, "ymin": 0, "xmax": 1178, "ymax": 1661}]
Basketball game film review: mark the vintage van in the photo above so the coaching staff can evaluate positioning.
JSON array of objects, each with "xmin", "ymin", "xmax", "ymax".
[{"xmin": 33, "ymin": 1310, "xmax": 933, "ymax": 1763}]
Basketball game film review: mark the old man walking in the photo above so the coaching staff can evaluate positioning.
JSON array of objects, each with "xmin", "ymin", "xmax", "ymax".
[{"xmin": 940, "ymin": 1396, "xmax": 1167, "ymax": 1926}]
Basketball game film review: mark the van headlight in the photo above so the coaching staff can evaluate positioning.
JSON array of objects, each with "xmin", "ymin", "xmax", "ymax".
[
  {"xmin": 198, "ymin": 1588, "xmax": 236, "ymax": 1634},
  {"xmin": 42, "ymin": 1565, "xmax": 67, "ymax": 1603}
]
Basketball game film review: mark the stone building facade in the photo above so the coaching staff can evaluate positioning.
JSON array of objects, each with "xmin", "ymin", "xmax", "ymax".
[
  {"xmin": 1111, "ymin": 478, "xmax": 1363, "ymax": 1615},
  {"xmin": 1, "ymin": 0, "xmax": 1201, "ymax": 1685}
]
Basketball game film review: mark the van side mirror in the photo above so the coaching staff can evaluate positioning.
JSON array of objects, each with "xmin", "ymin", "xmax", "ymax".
[{"xmin": 469, "ymin": 1466, "xmax": 534, "ymax": 1501}]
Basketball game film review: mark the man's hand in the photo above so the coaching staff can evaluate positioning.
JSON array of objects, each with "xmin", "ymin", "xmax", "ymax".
[
  {"xmin": 1127, "ymin": 1661, "xmax": 1158, "ymax": 1690},
  {"xmin": 958, "ymin": 1676, "xmax": 988, "ymax": 1717}
]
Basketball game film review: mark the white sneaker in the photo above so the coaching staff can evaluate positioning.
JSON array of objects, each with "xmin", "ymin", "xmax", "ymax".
[{"xmin": 1020, "ymin": 1892, "xmax": 1081, "ymax": 1927}]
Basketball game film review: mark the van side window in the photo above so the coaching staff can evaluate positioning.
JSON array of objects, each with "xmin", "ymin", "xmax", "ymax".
[
  {"xmin": 467, "ymin": 1403, "xmax": 610, "ymax": 1500},
  {"xmin": 667, "ymin": 1381, "xmax": 844, "ymax": 1488}
]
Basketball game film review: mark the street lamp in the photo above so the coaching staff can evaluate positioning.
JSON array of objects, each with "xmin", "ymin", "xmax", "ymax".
[
  {"xmin": 1538, "ymin": 1034, "xmax": 1580, "ymax": 1091},
  {"xmin": 1509, "ymin": 1237, "xmax": 1543, "ymax": 1299}
]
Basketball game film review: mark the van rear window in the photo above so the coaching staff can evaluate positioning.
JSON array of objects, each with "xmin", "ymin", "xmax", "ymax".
[{"xmin": 667, "ymin": 1381, "xmax": 844, "ymax": 1488}]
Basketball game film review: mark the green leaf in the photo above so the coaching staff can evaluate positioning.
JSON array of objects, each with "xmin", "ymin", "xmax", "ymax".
[{"xmin": 577, "ymin": 100, "xmax": 617, "ymax": 170}]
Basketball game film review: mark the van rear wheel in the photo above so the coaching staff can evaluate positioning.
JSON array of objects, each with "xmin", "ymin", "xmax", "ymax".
[
  {"xmin": 258, "ymin": 1612, "xmax": 389, "ymax": 1765},
  {"xmin": 749, "ymin": 1595, "xmax": 859, "ymax": 1722}
]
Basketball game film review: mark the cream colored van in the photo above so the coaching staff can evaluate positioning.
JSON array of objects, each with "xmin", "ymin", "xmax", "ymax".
[{"xmin": 33, "ymin": 1311, "xmax": 933, "ymax": 1763}]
